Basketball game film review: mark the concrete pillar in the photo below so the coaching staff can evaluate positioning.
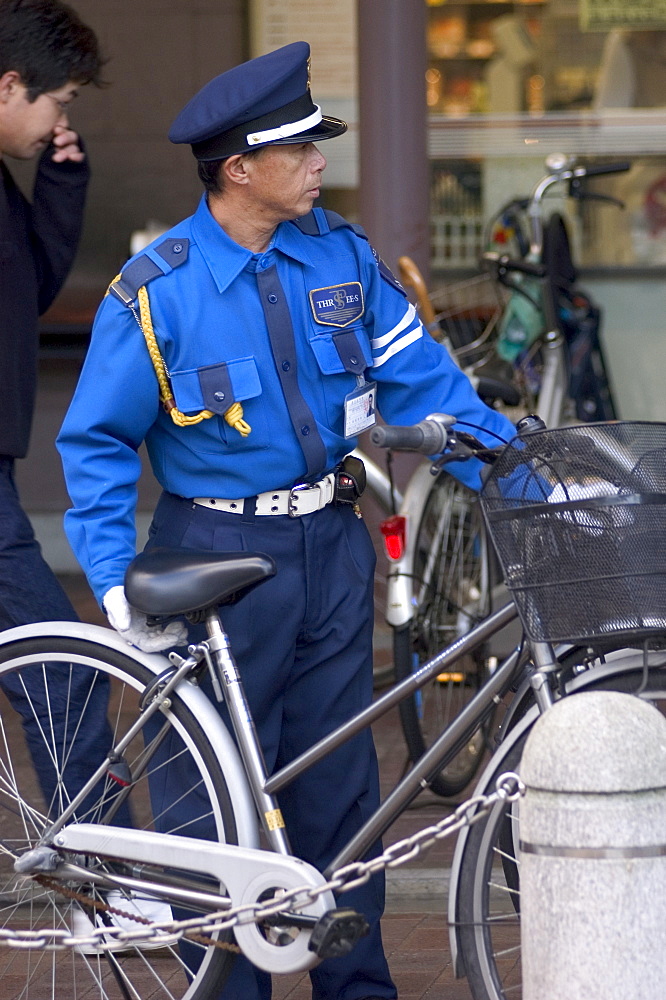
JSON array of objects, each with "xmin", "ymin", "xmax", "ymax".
[
  {"xmin": 357, "ymin": 0, "xmax": 430, "ymax": 283},
  {"xmin": 520, "ymin": 690, "xmax": 666, "ymax": 1000}
]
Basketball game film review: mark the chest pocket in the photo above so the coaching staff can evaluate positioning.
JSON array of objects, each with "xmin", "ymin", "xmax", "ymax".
[
  {"xmin": 307, "ymin": 328, "xmax": 374, "ymax": 433},
  {"xmin": 170, "ymin": 357, "xmax": 269, "ymax": 448},
  {"xmin": 308, "ymin": 327, "xmax": 372, "ymax": 377}
]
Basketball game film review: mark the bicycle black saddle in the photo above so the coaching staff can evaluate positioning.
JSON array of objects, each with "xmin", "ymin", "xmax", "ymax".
[
  {"xmin": 475, "ymin": 375, "xmax": 521, "ymax": 408},
  {"xmin": 125, "ymin": 547, "xmax": 277, "ymax": 617},
  {"xmin": 473, "ymin": 357, "xmax": 522, "ymax": 407}
]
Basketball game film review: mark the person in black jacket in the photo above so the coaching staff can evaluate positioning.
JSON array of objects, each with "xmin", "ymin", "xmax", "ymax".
[
  {"xmin": 0, "ymin": 0, "xmax": 114, "ymax": 811},
  {"xmin": 0, "ymin": 0, "xmax": 102, "ymax": 625}
]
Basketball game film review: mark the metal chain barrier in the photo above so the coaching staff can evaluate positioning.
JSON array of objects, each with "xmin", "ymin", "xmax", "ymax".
[{"xmin": 0, "ymin": 771, "xmax": 524, "ymax": 953}]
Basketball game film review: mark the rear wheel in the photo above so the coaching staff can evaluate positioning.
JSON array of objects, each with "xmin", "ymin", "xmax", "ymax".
[
  {"xmin": 394, "ymin": 474, "xmax": 493, "ymax": 796},
  {"xmin": 0, "ymin": 634, "xmax": 242, "ymax": 1000}
]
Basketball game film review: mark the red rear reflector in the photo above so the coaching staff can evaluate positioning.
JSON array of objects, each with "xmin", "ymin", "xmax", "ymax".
[{"xmin": 380, "ymin": 515, "xmax": 406, "ymax": 560}]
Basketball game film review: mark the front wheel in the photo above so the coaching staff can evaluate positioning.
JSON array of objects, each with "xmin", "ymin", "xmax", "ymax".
[
  {"xmin": 394, "ymin": 474, "xmax": 493, "ymax": 797},
  {"xmin": 0, "ymin": 633, "xmax": 241, "ymax": 1000},
  {"xmin": 455, "ymin": 652, "xmax": 666, "ymax": 1000}
]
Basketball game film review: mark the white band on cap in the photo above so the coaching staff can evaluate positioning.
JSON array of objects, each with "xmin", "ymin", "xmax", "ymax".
[{"xmin": 246, "ymin": 104, "xmax": 323, "ymax": 146}]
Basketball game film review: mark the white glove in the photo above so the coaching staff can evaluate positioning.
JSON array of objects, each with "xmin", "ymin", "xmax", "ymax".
[
  {"xmin": 103, "ymin": 586, "xmax": 188, "ymax": 653},
  {"xmin": 547, "ymin": 479, "xmax": 630, "ymax": 533},
  {"xmin": 548, "ymin": 480, "xmax": 619, "ymax": 503}
]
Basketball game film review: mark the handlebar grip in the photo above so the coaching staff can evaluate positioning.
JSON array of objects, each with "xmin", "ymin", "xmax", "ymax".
[
  {"xmin": 580, "ymin": 161, "xmax": 631, "ymax": 178},
  {"xmin": 370, "ymin": 420, "xmax": 448, "ymax": 454}
]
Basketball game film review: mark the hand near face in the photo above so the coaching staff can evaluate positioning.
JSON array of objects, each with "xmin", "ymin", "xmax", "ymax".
[{"xmin": 51, "ymin": 123, "xmax": 85, "ymax": 163}]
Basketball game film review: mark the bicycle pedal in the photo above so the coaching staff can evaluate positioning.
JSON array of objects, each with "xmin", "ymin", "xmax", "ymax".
[{"xmin": 308, "ymin": 907, "xmax": 369, "ymax": 959}]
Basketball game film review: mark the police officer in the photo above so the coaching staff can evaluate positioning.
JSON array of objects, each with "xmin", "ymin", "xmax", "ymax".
[{"xmin": 57, "ymin": 41, "xmax": 515, "ymax": 1000}]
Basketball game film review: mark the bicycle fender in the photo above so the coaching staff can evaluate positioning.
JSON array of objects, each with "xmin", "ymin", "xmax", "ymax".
[
  {"xmin": 385, "ymin": 460, "xmax": 438, "ymax": 628},
  {"xmin": 350, "ymin": 448, "xmax": 403, "ymax": 512},
  {"xmin": 0, "ymin": 620, "xmax": 260, "ymax": 851}
]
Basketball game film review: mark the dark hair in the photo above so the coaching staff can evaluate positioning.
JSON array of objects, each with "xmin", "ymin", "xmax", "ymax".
[
  {"xmin": 197, "ymin": 147, "xmax": 264, "ymax": 195},
  {"xmin": 0, "ymin": 0, "xmax": 104, "ymax": 99},
  {"xmin": 197, "ymin": 158, "xmax": 226, "ymax": 195}
]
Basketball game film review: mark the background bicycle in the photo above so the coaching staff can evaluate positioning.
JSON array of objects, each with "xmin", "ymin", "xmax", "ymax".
[{"xmin": 376, "ymin": 154, "xmax": 633, "ymax": 797}]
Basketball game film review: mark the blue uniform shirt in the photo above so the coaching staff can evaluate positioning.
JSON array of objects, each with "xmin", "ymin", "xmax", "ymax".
[{"xmin": 57, "ymin": 196, "xmax": 515, "ymax": 603}]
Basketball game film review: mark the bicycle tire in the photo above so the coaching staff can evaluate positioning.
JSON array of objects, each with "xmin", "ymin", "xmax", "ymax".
[
  {"xmin": 455, "ymin": 651, "xmax": 666, "ymax": 1000},
  {"xmin": 0, "ymin": 633, "xmax": 240, "ymax": 1000},
  {"xmin": 394, "ymin": 473, "xmax": 492, "ymax": 797}
]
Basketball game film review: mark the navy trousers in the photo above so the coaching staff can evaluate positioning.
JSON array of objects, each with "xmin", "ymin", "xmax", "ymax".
[
  {"xmin": 0, "ymin": 458, "xmax": 128, "ymax": 821},
  {"xmin": 146, "ymin": 491, "xmax": 397, "ymax": 1000}
]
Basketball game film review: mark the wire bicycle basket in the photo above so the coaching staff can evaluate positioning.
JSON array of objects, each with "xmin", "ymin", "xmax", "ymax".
[
  {"xmin": 480, "ymin": 421, "xmax": 666, "ymax": 644},
  {"xmin": 428, "ymin": 272, "xmax": 507, "ymax": 360}
]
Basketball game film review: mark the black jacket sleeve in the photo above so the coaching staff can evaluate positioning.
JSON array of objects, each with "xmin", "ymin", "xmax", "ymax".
[
  {"xmin": 0, "ymin": 144, "xmax": 90, "ymax": 457},
  {"xmin": 30, "ymin": 143, "xmax": 90, "ymax": 315}
]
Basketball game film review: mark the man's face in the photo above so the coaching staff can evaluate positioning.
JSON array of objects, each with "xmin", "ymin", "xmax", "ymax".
[
  {"xmin": 243, "ymin": 142, "xmax": 327, "ymax": 223},
  {"xmin": 0, "ymin": 76, "xmax": 78, "ymax": 159}
]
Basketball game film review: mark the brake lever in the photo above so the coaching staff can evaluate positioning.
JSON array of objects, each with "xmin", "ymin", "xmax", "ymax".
[
  {"xmin": 569, "ymin": 179, "xmax": 625, "ymax": 209},
  {"xmin": 429, "ymin": 432, "xmax": 500, "ymax": 475}
]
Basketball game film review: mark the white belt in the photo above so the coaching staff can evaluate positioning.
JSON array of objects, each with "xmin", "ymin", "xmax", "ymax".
[{"xmin": 193, "ymin": 473, "xmax": 336, "ymax": 518}]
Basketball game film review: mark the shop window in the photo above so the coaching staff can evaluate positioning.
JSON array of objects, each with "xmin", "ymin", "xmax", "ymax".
[{"xmin": 426, "ymin": 0, "xmax": 666, "ymax": 269}]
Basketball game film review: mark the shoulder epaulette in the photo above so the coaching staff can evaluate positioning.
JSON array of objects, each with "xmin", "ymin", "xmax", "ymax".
[
  {"xmin": 292, "ymin": 208, "xmax": 368, "ymax": 241},
  {"xmin": 371, "ymin": 245, "xmax": 406, "ymax": 297},
  {"xmin": 109, "ymin": 237, "xmax": 190, "ymax": 306}
]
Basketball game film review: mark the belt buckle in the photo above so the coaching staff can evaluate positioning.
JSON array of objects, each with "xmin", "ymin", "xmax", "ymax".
[{"xmin": 288, "ymin": 483, "xmax": 320, "ymax": 517}]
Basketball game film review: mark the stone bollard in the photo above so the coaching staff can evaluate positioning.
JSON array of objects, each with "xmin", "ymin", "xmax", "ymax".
[{"xmin": 519, "ymin": 690, "xmax": 666, "ymax": 1000}]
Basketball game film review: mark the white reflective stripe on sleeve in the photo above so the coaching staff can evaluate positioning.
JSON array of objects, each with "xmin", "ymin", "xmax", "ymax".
[
  {"xmin": 372, "ymin": 327, "xmax": 423, "ymax": 368},
  {"xmin": 371, "ymin": 303, "xmax": 418, "ymax": 351},
  {"xmin": 246, "ymin": 105, "xmax": 323, "ymax": 145}
]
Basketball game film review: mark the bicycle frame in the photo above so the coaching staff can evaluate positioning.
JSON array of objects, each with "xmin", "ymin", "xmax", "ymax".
[
  {"xmin": 5, "ymin": 577, "xmax": 655, "ymax": 980},
  {"xmin": 5, "ymin": 600, "xmax": 526, "ymax": 927}
]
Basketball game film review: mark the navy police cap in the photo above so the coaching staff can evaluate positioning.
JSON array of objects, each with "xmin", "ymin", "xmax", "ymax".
[{"xmin": 169, "ymin": 41, "xmax": 347, "ymax": 162}]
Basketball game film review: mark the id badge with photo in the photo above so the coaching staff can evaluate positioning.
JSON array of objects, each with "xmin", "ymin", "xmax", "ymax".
[{"xmin": 344, "ymin": 379, "xmax": 377, "ymax": 438}]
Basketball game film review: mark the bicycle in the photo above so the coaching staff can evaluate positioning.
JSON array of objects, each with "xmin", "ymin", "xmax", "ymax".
[
  {"xmin": 379, "ymin": 154, "xmax": 632, "ymax": 797},
  {"xmin": 375, "ymin": 412, "xmax": 666, "ymax": 1000},
  {"xmin": 2, "ymin": 415, "xmax": 666, "ymax": 1000},
  {"xmin": 481, "ymin": 152, "xmax": 630, "ymax": 425}
]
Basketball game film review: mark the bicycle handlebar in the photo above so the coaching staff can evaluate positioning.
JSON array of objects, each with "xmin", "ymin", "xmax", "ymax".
[
  {"xmin": 370, "ymin": 412, "xmax": 529, "ymax": 469},
  {"xmin": 370, "ymin": 415, "xmax": 453, "ymax": 454},
  {"xmin": 571, "ymin": 160, "xmax": 631, "ymax": 179},
  {"xmin": 528, "ymin": 157, "xmax": 632, "ymax": 258},
  {"xmin": 371, "ymin": 414, "xmax": 547, "ymax": 471}
]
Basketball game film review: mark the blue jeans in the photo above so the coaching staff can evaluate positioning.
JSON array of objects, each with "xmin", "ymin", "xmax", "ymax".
[
  {"xmin": 0, "ymin": 457, "xmax": 78, "ymax": 630},
  {"xmin": 0, "ymin": 457, "xmax": 129, "ymax": 822}
]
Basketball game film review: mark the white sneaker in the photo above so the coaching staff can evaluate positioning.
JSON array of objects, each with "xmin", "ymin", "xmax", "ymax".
[{"xmin": 72, "ymin": 891, "xmax": 179, "ymax": 953}]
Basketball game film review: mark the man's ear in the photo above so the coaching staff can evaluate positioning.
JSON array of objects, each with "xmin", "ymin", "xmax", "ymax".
[
  {"xmin": 222, "ymin": 153, "xmax": 252, "ymax": 187},
  {"xmin": 0, "ymin": 71, "xmax": 23, "ymax": 103}
]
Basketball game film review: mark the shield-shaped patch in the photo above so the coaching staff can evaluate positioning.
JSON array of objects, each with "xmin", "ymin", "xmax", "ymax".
[{"xmin": 309, "ymin": 282, "xmax": 364, "ymax": 328}]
